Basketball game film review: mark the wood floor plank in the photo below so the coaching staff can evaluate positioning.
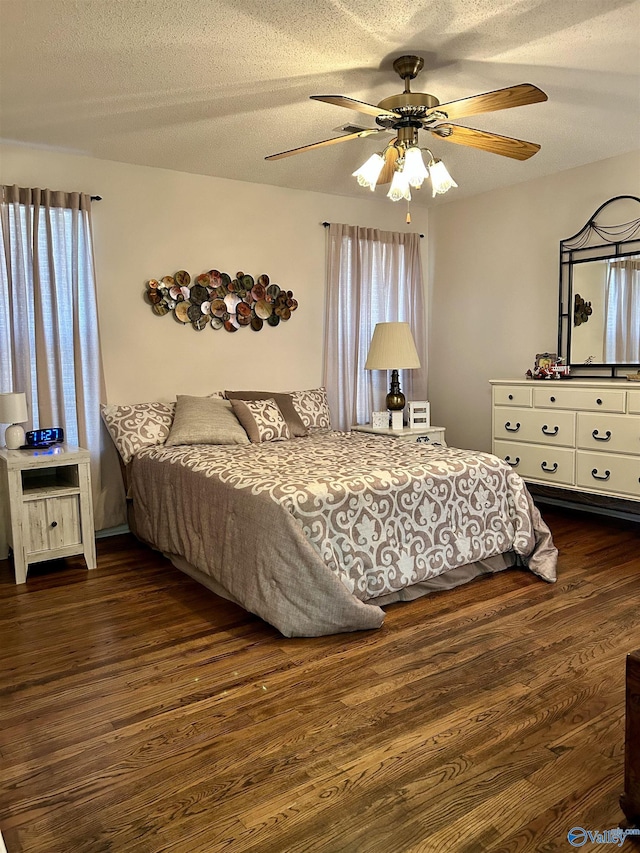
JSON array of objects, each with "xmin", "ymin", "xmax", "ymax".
[{"xmin": 1, "ymin": 507, "xmax": 639, "ymax": 852}]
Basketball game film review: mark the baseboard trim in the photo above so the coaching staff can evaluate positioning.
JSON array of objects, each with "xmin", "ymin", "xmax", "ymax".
[{"xmin": 95, "ymin": 524, "xmax": 130, "ymax": 539}]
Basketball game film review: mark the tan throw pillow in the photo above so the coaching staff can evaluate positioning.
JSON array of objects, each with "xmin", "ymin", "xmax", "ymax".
[
  {"xmin": 230, "ymin": 398, "xmax": 291, "ymax": 443},
  {"xmin": 225, "ymin": 390, "xmax": 308, "ymax": 437},
  {"xmin": 165, "ymin": 395, "xmax": 249, "ymax": 446}
]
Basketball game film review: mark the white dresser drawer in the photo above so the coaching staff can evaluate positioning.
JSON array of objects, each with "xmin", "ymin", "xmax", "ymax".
[
  {"xmin": 577, "ymin": 412, "xmax": 640, "ymax": 455},
  {"xmin": 493, "ymin": 385, "xmax": 532, "ymax": 407},
  {"xmin": 494, "ymin": 440, "xmax": 575, "ymax": 485},
  {"xmin": 533, "ymin": 386, "xmax": 626, "ymax": 413},
  {"xmin": 628, "ymin": 390, "xmax": 640, "ymax": 414},
  {"xmin": 493, "ymin": 408, "xmax": 575, "ymax": 447},
  {"xmin": 576, "ymin": 451, "xmax": 640, "ymax": 498}
]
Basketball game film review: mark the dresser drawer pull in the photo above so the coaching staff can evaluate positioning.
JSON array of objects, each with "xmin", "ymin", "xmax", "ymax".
[
  {"xmin": 549, "ymin": 396, "xmax": 556, "ymax": 403},
  {"xmin": 504, "ymin": 421, "xmax": 520, "ymax": 432},
  {"xmin": 541, "ymin": 424, "xmax": 559, "ymax": 436},
  {"xmin": 592, "ymin": 429, "xmax": 612, "ymax": 442},
  {"xmin": 50, "ymin": 521, "xmax": 58, "ymax": 528},
  {"xmin": 508, "ymin": 394, "xmax": 513, "ymax": 400},
  {"xmin": 541, "ymin": 461, "xmax": 558, "ymax": 473},
  {"xmin": 591, "ymin": 468, "xmax": 611, "ymax": 481},
  {"xmin": 596, "ymin": 398, "xmax": 603, "ymax": 405},
  {"xmin": 505, "ymin": 456, "xmax": 520, "ymax": 467}
]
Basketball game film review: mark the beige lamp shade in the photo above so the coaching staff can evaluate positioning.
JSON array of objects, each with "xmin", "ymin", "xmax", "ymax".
[
  {"xmin": 0, "ymin": 392, "xmax": 29, "ymax": 449},
  {"xmin": 364, "ymin": 322, "xmax": 421, "ymax": 370}
]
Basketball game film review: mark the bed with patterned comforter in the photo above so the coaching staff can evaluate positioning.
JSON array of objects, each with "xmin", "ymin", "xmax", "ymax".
[{"xmin": 128, "ymin": 430, "xmax": 557, "ymax": 637}]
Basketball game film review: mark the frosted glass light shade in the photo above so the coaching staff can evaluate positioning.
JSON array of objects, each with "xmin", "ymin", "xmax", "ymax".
[
  {"xmin": 352, "ymin": 153, "xmax": 385, "ymax": 191},
  {"xmin": 0, "ymin": 392, "xmax": 28, "ymax": 449},
  {"xmin": 403, "ymin": 147, "xmax": 429, "ymax": 189},
  {"xmin": 365, "ymin": 323, "xmax": 421, "ymax": 370},
  {"xmin": 429, "ymin": 158, "xmax": 458, "ymax": 196},
  {"xmin": 387, "ymin": 169, "xmax": 411, "ymax": 202}
]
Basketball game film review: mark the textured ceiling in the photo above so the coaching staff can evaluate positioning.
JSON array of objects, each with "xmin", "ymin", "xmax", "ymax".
[{"xmin": 1, "ymin": 0, "xmax": 639, "ymax": 207}]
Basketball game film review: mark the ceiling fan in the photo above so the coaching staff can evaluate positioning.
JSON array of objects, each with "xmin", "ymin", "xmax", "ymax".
[{"xmin": 266, "ymin": 55, "xmax": 547, "ymax": 199}]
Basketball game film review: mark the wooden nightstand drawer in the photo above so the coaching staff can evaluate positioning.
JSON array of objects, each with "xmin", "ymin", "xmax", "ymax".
[{"xmin": 25, "ymin": 495, "xmax": 81, "ymax": 554}]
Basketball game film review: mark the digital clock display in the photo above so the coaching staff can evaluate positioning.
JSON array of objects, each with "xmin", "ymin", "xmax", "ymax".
[{"xmin": 24, "ymin": 427, "xmax": 64, "ymax": 447}]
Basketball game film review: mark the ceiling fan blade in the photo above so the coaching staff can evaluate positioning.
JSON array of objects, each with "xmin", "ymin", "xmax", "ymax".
[
  {"xmin": 430, "ymin": 124, "xmax": 541, "ymax": 160},
  {"xmin": 430, "ymin": 83, "xmax": 547, "ymax": 121},
  {"xmin": 377, "ymin": 142, "xmax": 399, "ymax": 185},
  {"xmin": 310, "ymin": 95, "xmax": 395, "ymax": 118},
  {"xmin": 265, "ymin": 128, "xmax": 385, "ymax": 161}
]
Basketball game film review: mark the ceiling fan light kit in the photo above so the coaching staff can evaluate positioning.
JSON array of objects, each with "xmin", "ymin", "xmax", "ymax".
[{"xmin": 266, "ymin": 54, "xmax": 547, "ymax": 215}]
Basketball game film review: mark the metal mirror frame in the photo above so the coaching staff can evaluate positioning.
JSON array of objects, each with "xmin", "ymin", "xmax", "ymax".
[{"xmin": 558, "ymin": 194, "xmax": 640, "ymax": 377}]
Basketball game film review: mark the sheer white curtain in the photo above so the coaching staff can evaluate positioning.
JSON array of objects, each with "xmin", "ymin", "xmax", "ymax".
[
  {"xmin": 323, "ymin": 223, "xmax": 427, "ymax": 430},
  {"xmin": 0, "ymin": 185, "xmax": 118, "ymax": 528},
  {"xmin": 604, "ymin": 258, "xmax": 640, "ymax": 363}
]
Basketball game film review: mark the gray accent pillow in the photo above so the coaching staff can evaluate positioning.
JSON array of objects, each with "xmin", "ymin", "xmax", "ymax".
[
  {"xmin": 165, "ymin": 395, "xmax": 249, "ymax": 446},
  {"xmin": 230, "ymin": 398, "xmax": 291, "ymax": 443},
  {"xmin": 225, "ymin": 390, "xmax": 308, "ymax": 437}
]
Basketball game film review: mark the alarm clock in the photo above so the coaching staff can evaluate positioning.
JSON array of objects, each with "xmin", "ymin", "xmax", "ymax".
[{"xmin": 23, "ymin": 427, "xmax": 64, "ymax": 448}]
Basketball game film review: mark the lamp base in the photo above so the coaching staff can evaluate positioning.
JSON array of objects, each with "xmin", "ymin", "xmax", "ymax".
[
  {"xmin": 386, "ymin": 369, "xmax": 405, "ymax": 411},
  {"xmin": 4, "ymin": 423, "xmax": 25, "ymax": 450}
]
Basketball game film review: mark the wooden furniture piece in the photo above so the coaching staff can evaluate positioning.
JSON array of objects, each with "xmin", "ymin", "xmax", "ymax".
[
  {"xmin": 490, "ymin": 379, "xmax": 640, "ymax": 503},
  {"xmin": 351, "ymin": 424, "xmax": 447, "ymax": 445},
  {"xmin": 0, "ymin": 444, "xmax": 96, "ymax": 584},
  {"xmin": 621, "ymin": 648, "xmax": 640, "ymax": 829}
]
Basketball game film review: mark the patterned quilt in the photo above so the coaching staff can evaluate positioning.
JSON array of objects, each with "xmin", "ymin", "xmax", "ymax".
[{"xmin": 130, "ymin": 431, "xmax": 557, "ymax": 636}]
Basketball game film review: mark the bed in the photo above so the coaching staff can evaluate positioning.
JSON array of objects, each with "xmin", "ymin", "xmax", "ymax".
[{"xmin": 103, "ymin": 389, "xmax": 557, "ymax": 637}]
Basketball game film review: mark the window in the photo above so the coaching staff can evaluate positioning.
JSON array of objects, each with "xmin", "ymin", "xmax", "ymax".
[
  {"xmin": 0, "ymin": 185, "xmax": 111, "ymax": 526},
  {"xmin": 323, "ymin": 223, "xmax": 427, "ymax": 429}
]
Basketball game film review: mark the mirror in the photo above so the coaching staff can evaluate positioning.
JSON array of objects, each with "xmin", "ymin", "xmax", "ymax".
[{"xmin": 559, "ymin": 195, "xmax": 640, "ymax": 377}]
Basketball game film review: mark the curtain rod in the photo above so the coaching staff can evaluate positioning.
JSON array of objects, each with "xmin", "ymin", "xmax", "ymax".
[
  {"xmin": 322, "ymin": 221, "xmax": 423, "ymax": 238},
  {"xmin": 91, "ymin": 195, "xmax": 102, "ymax": 201}
]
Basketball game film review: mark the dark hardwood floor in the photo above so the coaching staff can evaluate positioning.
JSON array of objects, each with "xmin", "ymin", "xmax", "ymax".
[{"xmin": 1, "ymin": 506, "xmax": 639, "ymax": 853}]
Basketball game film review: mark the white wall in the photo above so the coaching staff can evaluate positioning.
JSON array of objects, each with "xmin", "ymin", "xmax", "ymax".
[
  {"xmin": 429, "ymin": 149, "xmax": 640, "ymax": 452},
  {"xmin": 0, "ymin": 143, "xmax": 429, "ymax": 404},
  {"xmin": 3, "ymin": 141, "xmax": 638, "ymax": 461}
]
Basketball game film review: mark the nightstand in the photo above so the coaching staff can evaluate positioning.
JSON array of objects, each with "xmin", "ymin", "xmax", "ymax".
[
  {"xmin": 351, "ymin": 424, "xmax": 447, "ymax": 445},
  {"xmin": 0, "ymin": 444, "xmax": 96, "ymax": 584}
]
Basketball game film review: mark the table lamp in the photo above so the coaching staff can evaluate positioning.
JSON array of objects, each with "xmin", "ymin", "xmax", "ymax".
[
  {"xmin": 365, "ymin": 322, "xmax": 421, "ymax": 428},
  {"xmin": 0, "ymin": 392, "xmax": 29, "ymax": 449}
]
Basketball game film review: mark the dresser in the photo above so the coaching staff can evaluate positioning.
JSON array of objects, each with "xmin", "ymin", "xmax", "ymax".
[{"xmin": 490, "ymin": 379, "xmax": 640, "ymax": 503}]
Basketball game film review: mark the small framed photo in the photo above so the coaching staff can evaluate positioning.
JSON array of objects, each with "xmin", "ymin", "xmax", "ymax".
[
  {"xmin": 535, "ymin": 352, "xmax": 557, "ymax": 371},
  {"xmin": 409, "ymin": 401, "xmax": 430, "ymax": 429},
  {"xmin": 372, "ymin": 411, "xmax": 390, "ymax": 429}
]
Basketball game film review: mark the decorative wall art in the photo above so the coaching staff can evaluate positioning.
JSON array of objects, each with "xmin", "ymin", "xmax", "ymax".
[{"xmin": 145, "ymin": 269, "xmax": 299, "ymax": 332}]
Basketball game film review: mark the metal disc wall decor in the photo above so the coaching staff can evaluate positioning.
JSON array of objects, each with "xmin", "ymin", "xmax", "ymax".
[{"xmin": 144, "ymin": 268, "xmax": 299, "ymax": 332}]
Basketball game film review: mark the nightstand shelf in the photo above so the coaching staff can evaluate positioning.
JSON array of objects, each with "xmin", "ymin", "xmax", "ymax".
[
  {"xmin": 351, "ymin": 424, "xmax": 447, "ymax": 445},
  {"xmin": 0, "ymin": 444, "xmax": 96, "ymax": 584}
]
